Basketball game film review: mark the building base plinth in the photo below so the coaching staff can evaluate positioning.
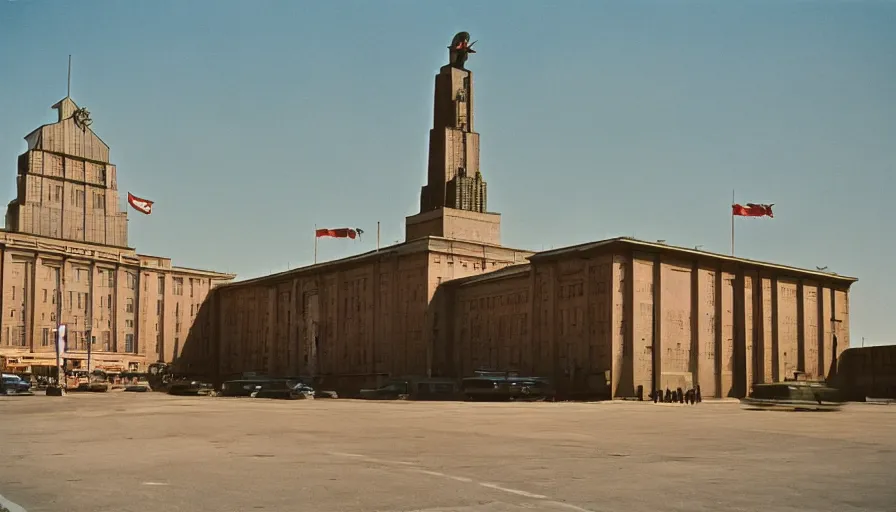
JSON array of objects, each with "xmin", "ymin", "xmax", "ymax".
[{"xmin": 406, "ymin": 207, "xmax": 501, "ymax": 245}]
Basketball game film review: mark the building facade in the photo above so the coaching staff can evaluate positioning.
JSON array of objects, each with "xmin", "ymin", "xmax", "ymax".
[
  {"xmin": 0, "ymin": 96, "xmax": 234, "ymax": 375},
  {"xmin": 434, "ymin": 239, "xmax": 855, "ymax": 399},
  {"xmin": 180, "ymin": 35, "xmax": 857, "ymax": 398}
]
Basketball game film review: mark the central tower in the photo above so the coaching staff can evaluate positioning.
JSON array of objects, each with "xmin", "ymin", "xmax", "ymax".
[{"xmin": 405, "ymin": 32, "xmax": 501, "ymax": 245}]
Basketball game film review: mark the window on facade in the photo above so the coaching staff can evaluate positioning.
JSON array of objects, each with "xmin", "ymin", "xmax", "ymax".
[
  {"xmin": 124, "ymin": 334, "xmax": 134, "ymax": 353},
  {"xmin": 157, "ymin": 299, "xmax": 163, "ymax": 316},
  {"xmin": 77, "ymin": 294, "xmax": 82, "ymax": 309},
  {"xmin": 103, "ymin": 331, "xmax": 111, "ymax": 351},
  {"xmin": 71, "ymin": 189, "xmax": 85, "ymax": 208},
  {"xmin": 52, "ymin": 289, "xmax": 56, "ymax": 304},
  {"xmin": 42, "ymin": 328, "xmax": 49, "ymax": 346},
  {"xmin": 54, "ymin": 186, "xmax": 62, "ymax": 201},
  {"xmin": 189, "ymin": 279, "xmax": 194, "ymax": 297},
  {"xmin": 126, "ymin": 273, "xmax": 137, "ymax": 290},
  {"xmin": 126, "ymin": 319, "xmax": 134, "ymax": 328},
  {"xmin": 144, "ymin": 274, "xmax": 149, "ymax": 291},
  {"xmin": 158, "ymin": 276, "xmax": 165, "ymax": 293},
  {"xmin": 68, "ymin": 291, "xmax": 72, "ymax": 308},
  {"xmin": 126, "ymin": 298, "xmax": 134, "ymax": 313},
  {"xmin": 107, "ymin": 294, "xmax": 112, "ymax": 308},
  {"xmin": 173, "ymin": 278, "xmax": 183, "ymax": 296},
  {"xmin": 11, "ymin": 287, "xmax": 15, "ymax": 300},
  {"xmin": 107, "ymin": 271, "xmax": 114, "ymax": 288},
  {"xmin": 42, "ymin": 289, "xmax": 47, "ymax": 303}
]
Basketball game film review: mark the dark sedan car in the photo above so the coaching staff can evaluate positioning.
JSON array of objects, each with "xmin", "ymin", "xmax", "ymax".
[{"xmin": 2, "ymin": 374, "xmax": 32, "ymax": 395}]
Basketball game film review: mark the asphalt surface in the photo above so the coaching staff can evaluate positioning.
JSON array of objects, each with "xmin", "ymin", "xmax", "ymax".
[{"xmin": 1, "ymin": 393, "xmax": 894, "ymax": 512}]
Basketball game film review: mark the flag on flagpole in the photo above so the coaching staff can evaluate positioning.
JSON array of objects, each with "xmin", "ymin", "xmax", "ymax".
[
  {"xmin": 315, "ymin": 228, "xmax": 364, "ymax": 239},
  {"xmin": 127, "ymin": 192, "xmax": 154, "ymax": 215},
  {"xmin": 732, "ymin": 203, "xmax": 774, "ymax": 218}
]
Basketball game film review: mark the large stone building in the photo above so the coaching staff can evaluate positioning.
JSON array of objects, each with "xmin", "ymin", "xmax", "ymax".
[
  {"xmin": 182, "ymin": 35, "xmax": 857, "ymax": 398},
  {"xmin": 0, "ymin": 95, "xmax": 234, "ymax": 375}
]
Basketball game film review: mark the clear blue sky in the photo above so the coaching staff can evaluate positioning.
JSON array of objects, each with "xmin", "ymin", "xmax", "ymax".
[{"xmin": 1, "ymin": 0, "xmax": 893, "ymax": 346}]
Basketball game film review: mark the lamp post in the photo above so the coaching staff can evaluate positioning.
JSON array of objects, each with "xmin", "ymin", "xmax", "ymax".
[{"xmin": 47, "ymin": 271, "xmax": 66, "ymax": 396}]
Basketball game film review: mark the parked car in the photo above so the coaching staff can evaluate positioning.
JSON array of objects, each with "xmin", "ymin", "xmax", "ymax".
[
  {"xmin": 462, "ymin": 371, "xmax": 554, "ymax": 401},
  {"xmin": 741, "ymin": 381, "xmax": 846, "ymax": 411},
  {"xmin": 360, "ymin": 377, "xmax": 462, "ymax": 401},
  {"xmin": 252, "ymin": 379, "xmax": 315, "ymax": 400},
  {"xmin": 167, "ymin": 378, "xmax": 215, "ymax": 396},
  {"xmin": 2, "ymin": 373, "xmax": 32, "ymax": 395}
]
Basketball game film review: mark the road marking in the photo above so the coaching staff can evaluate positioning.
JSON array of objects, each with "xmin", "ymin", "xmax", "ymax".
[
  {"xmin": 478, "ymin": 482, "xmax": 548, "ymax": 499},
  {"xmin": 366, "ymin": 457, "xmax": 416, "ymax": 466},
  {"xmin": 328, "ymin": 452, "xmax": 366, "ymax": 458},
  {"xmin": 327, "ymin": 450, "xmax": 594, "ymax": 511},
  {"xmin": 0, "ymin": 492, "xmax": 27, "ymax": 512},
  {"xmin": 141, "ymin": 482, "xmax": 169, "ymax": 486}
]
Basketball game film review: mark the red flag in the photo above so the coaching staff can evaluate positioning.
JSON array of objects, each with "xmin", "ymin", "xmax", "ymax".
[
  {"xmin": 315, "ymin": 228, "xmax": 358, "ymax": 239},
  {"xmin": 127, "ymin": 192, "xmax": 153, "ymax": 215},
  {"xmin": 732, "ymin": 203, "xmax": 773, "ymax": 218}
]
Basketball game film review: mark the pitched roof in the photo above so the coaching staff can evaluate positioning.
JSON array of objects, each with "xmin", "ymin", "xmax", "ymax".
[{"xmin": 530, "ymin": 237, "xmax": 857, "ymax": 283}]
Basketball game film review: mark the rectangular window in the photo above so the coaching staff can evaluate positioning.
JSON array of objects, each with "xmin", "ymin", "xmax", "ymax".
[
  {"xmin": 124, "ymin": 334, "xmax": 134, "ymax": 353},
  {"xmin": 125, "ymin": 319, "xmax": 134, "ymax": 328},
  {"xmin": 190, "ymin": 279, "xmax": 194, "ymax": 298},
  {"xmin": 42, "ymin": 328, "xmax": 49, "ymax": 346},
  {"xmin": 157, "ymin": 299, "xmax": 163, "ymax": 315},
  {"xmin": 158, "ymin": 276, "xmax": 165, "ymax": 293},
  {"xmin": 126, "ymin": 298, "xmax": 134, "ymax": 313},
  {"xmin": 77, "ymin": 293, "xmax": 82, "ymax": 309},
  {"xmin": 43, "ymin": 289, "xmax": 48, "ymax": 303},
  {"xmin": 103, "ymin": 331, "xmax": 111, "ymax": 351},
  {"xmin": 107, "ymin": 271, "xmax": 114, "ymax": 288},
  {"xmin": 126, "ymin": 272, "xmax": 137, "ymax": 290},
  {"xmin": 107, "ymin": 294, "xmax": 112, "ymax": 309},
  {"xmin": 173, "ymin": 278, "xmax": 183, "ymax": 296}
]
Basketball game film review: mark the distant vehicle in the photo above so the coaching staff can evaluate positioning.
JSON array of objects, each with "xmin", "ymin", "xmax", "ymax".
[
  {"xmin": 167, "ymin": 378, "xmax": 215, "ymax": 396},
  {"xmin": 461, "ymin": 371, "xmax": 554, "ymax": 402},
  {"xmin": 740, "ymin": 381, "xmax": 846, "ymax": 411},
  {"xmin": 220, "ymin": 379, "xmax": 266, "ymax": 397},
  {"xmin": 251, "ymin": 379, "xmax": 315, "ymax": 400},
  {"xmin": 360, "ymin": 377, "xmax": 462, "ymax": 401},
  {"xmin": 2, "ymin": 373, "xmax": 32, "ymax": 394}
]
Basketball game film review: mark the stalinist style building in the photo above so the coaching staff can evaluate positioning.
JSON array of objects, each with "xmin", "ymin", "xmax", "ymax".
[
  {"xmin": 195, "ymin": 33, "xmax": 857, "ymax": 399},
  {"xmin": 0, "ymin": 94, "xmax": 234, "ymax": 375}
]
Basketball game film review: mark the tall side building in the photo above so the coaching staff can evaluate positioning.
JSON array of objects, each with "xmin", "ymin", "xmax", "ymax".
[{"xmin": 0, "ymin": 95, "xmax": 234, "ymax": 375}]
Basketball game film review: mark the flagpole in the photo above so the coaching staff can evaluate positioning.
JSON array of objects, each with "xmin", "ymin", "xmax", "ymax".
[
  {"xmin": 313, "ymin": 224, "xmax": 318, "ymax": 264},
  {"xmin": 731, "ymin": 189, "xmax": 735, "ymax": 256},
  {"xmin": 376, "ymin": 221, "xmax": 380, "ymax": 252}
]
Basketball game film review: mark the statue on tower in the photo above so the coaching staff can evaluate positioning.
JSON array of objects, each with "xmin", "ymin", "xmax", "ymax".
[{"xmin": 448, "ymin": 32, "xmax": 477, "ymax": 69}]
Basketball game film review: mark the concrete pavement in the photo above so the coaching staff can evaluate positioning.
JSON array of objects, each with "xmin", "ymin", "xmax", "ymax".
[{"xmin": 1, "ymin": 394, "xmax": 894, "ymax": 512}]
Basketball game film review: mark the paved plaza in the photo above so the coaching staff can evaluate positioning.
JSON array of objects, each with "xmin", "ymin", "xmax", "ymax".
[{"xmin": 1, "ymin": 394, "xmax": 894, "ymax": 512}]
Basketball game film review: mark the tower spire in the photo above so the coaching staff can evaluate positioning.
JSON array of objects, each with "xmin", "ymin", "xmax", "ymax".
[{"xmin": 405, "ymin": 32, "xmax": 501, "ymax": 245}]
